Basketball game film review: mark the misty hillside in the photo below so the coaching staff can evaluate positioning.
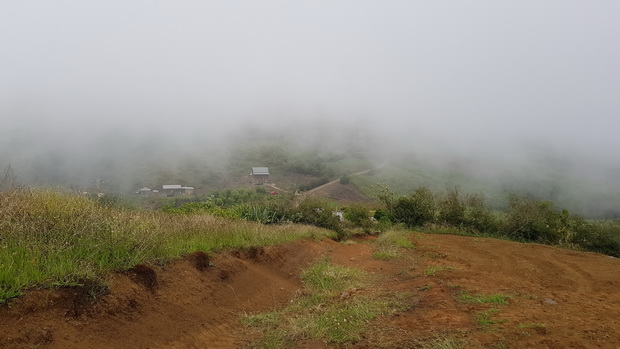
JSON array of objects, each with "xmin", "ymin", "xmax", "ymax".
[
  {"xmin": 1, "ymin": 2, "xmax": 618, "ymax": 219},
  {"xmin": 2, "ymin": 123, "xmax": 619, "ymax": 220},
  {"xmin": 353, "ymin": 152, "xmax": 620, "ymax": 219}
]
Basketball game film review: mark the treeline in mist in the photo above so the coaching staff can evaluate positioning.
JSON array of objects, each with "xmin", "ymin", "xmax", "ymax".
[{"xmin": 162, "ymin": 183, "xmax": 620, "ymax": 257}]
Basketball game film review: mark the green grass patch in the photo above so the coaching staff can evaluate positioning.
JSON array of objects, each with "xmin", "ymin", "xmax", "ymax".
[
  {"xmin": 419, "ymin": 225, "xmax": 513, "ymax": 241},
  {"xmin": 425, "ymin": 266, "xmax": 454, "ymax": 276},
  {"xmin": 458, "ymin": 292, "xmax": 511, "ymax": 305},
  {"xmin": 372, "ymin": 250, "xmax": 402, "ymax": 260},
  {"xmin": 301, "ymin": 258, "xmax": 365, "ymax": 293},
  {"xmin": 372, "ymin": 230, "xmax": 413, "ymax": 260},
  {"xmin": 309, "ymin": 296, "xmax": 405, "ymax": 344},
  {"xmin": 475, "ymin": 308, "xmax": 506, "ymax": 330},
  {"xmin": 0, "ymin": 189, "xmax": 333, "ymax": 303},
  {"xmin": 243, "ymin": 260, "xmax": 412, "ymax": 347}
]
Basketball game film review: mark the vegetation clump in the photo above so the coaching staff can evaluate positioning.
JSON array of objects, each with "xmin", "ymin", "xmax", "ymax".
[
  {"xmin": 342, "ymin": 203, "xmax": 372, "ymax": 229},
  {"xmin": 458, "ymin": 292, "xmax": 511, "ymax": 305},
  {"xmin": 370, "ymin": 184, "xmax": 620, "ymax": 257},
  {"xmin": 243, "ymin": 259, "xmax": 411, "ymax": 347},
  {"xmin": 373, "ymin": 230, "xmax": 413, "ymax": 260}
]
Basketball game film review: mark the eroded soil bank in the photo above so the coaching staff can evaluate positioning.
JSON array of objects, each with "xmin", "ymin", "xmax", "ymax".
[{"xmin": 1, "ymin": 233, "xmax": 619, "ymax": 348}]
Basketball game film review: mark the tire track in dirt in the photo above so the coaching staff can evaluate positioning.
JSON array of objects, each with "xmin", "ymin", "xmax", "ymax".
[{"xmin": 404, "ymin": 233, "xmax": 620, "ymax": 349}]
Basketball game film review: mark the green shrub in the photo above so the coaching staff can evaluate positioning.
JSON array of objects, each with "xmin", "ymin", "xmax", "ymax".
[
  {"xmin": 292, "ymin": 197, "xmax": 344, "ymax": 238},
  {"xmin": 343, "ymin": 203, "xmax": 372, "ymax": 228},
  {"xmin": 503, "ymin": 195, "xmax": 569, "ymax": 243},
  {"xmin": 370, "ymin": 184, "xmax": 620, "ymax": 257},
  {"xmin": 339, "ymin": 175, "xmax": 351, "ymax": 185},
  {"xmin": 233, "ymin": 204, "xmax": 281, "ymax": 224},
  {"xmin": 391, "ymin": 187, "xmax": 436, "ymax": 227},
  {"xmin": 373, "ymin": 183, "xmax": 396, "ymax": 210},
  {"xmin": 377, "ymin": 216, "xmax": 392, "ymax": 232},
  {"xmin": 438, "ymin": 187, "xmax": 466, "ymax": 226},
  {"xmin": 464, "ymin": 193, "xmax": 498, "ymax": 234},
  {"xmin": 573, "ymin": 221, "xmax": 620, "ymax": 257},
  {"xmin": 373, "ymin": 230, "xmax": 413, "ymax": 259}
]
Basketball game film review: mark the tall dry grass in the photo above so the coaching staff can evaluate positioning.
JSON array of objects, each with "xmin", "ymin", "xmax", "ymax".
[{"xmin": 0, "ymin": 188, "xmax": 331, "ymax": 302}]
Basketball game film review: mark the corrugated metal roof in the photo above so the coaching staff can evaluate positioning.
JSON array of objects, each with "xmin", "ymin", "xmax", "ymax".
[
  {"xmin": 163, "ymin": 185, "xmax": 194, "ymax": 190},
  {"xmin": 252, "ymin": 167, "xmax": 269, "ymax": 175}
]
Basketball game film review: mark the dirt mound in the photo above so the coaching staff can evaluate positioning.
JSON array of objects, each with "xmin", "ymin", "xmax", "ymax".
[{"xmin": 1, "ymin": 234, "xmax": 620, "ymax": 348}]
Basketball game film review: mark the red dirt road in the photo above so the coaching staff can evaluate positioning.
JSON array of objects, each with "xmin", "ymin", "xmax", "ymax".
[{"xmin": 1, "ymin": 233, "xmax": 619, "ymax": 348}]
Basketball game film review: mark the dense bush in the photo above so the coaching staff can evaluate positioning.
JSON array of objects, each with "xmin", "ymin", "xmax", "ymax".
[
  {"xmin": 438, "ymin": 187, "xmax": 466, "ymax": 226},
  {"xmin": 377, "ymin": 216, "xmax": 393, "ymax": 232},
  {"xmin": 340, "ymin": 175, "xmax": 351, "ymax": 185},
  {"xmin": 464, "ymin": 193, "xmax": 499, "ymax": 234},
  {"xmin": 391, "ymin": 187, "xmax": 436, "ymax": 227},
  {"xmin": 293, "ymin": 197, "xmax": 340, "ymax": 228},
  {"xmin": 167, "ymin": 181, "xmax": 620, "ymax": 257},
  {"xmin": 503, "ymin": 195, "xmax": 571, "ymax": 244},
  {"xmin": 572, "ymin": 221, "xmax": 620, "ymax": 257},
  {"xmin": 374, "ymin": 183, "xmax": 620, "ymax": 257},
  {"xmin": 343, "ymin": 203, "xmax": 372, "ymax": 228}
]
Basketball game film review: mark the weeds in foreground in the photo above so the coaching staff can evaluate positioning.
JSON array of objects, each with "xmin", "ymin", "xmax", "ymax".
[
  {"xmin": 301, "ymin": 258, "xmax": 366, "ymax": 292},
  {"xmin": 243, "ymin": 260, "xmax": 412, "ymax": 347},
  {"xmin": 519, "ymin": 322, "xmax": 548, "ymax": 335},
  {"xmin": 373, "ymin": 250, "xmax": 402, "ymax": 260},
  {"xmin": 372, "ymin": 230, "xmax": 413, "ymax": 260},
  {"xmin": 425, "ymin": 266, "xmax": 455, "ymax": 276},
  {"xmin": 458, "ymin": 292, "xmax": 511, "ymax": 305},
  {"xmin": 475, "ymin": 308, "xmax": 506, "ymax": 330}
]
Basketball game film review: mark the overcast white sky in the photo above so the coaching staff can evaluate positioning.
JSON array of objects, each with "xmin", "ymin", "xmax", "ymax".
[{"xmin": 1, "ymin": 1, "xmax": 619, "ymax": 163}]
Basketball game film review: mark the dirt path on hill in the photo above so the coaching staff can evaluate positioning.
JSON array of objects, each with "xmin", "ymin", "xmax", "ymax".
[
  {"xmin": 292, "ymin": 163, "xmax": 386, "ymax": 205},
  {"xmin": 304, "ymin": 163, "xmax": 387, "ymax": 196},
  {"xmin": 2, "ymin": 233, "xmax": 620, "ymax": 348}
]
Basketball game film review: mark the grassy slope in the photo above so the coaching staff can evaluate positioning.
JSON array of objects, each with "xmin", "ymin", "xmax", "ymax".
[{"xmin": 0, "ymin": 188, "xmax": 333, "ymax": 303}]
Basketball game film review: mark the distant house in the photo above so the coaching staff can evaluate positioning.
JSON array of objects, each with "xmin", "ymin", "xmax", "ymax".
[
  {"xmin": 250, "ymin": 167, "xmax": 270, "ymax": 184},
  {"xmin": 136, "ymin": 187, "xmax": 152, "ymax": 195},
  {"xmin": 162, "ymin": 184, "xmax": 195, "ymax": 196}
]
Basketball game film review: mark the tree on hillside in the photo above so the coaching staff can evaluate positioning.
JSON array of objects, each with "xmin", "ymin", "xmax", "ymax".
[
  {"xmin": 438, "ymin": 187, "xmax": 466, "ymax": 226},
  {"xmin": 391, "ymin": 186, "xmax": 436, "ymax": 227}
]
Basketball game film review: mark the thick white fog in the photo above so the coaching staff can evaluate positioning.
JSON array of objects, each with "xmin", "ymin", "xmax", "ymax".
[{"xmin": 1, "ymin": 1, "xmax": 619, "ymax": 206}]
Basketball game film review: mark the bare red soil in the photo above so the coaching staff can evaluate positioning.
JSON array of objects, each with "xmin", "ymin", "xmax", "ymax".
[
  {"xmin": 1, "ymin": 233, "xmax": 619, "ymax": 348},
  {"xmin": 306, "ymin": 182, "xmax": 375, "ymax": 206}
]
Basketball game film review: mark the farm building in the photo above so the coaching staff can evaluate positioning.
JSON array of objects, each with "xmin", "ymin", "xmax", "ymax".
[
  {"xmin": 136, "ymin": 187, "xmax": 152, "ymax": 195},
  {"xmin": 250, "ymin": 167, "xmax": 270, "ymax": 184},
  {"xmin": 162, "ymin": 184, "xmax": 195, "ymax": 196}
]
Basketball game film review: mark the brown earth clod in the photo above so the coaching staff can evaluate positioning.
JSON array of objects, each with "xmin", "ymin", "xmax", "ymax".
[
  {"xmin": 188, "ymin": 251, "xmax": 212, "ymax": 271},
  {"xmin": 128, "ymin": 264, "xmax": 158, "ymax": 291}
]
